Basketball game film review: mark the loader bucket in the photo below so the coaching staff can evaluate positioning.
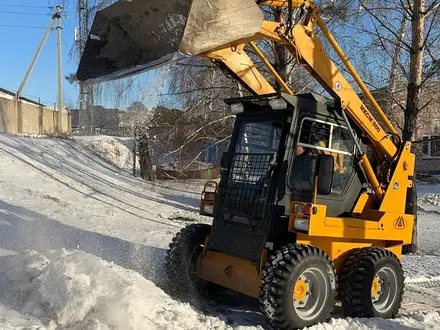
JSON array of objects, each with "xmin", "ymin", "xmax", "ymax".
[
  {"xmin": 76, "ymin": 0, "xmax": 263, "ymax": 84},
  {"xmin": 76, "ymin": 0, "xmax": 192, "ymax": 84},
  {"xmin": 179, "ymin": 0, "xmax": 263, "ymax": 56}
]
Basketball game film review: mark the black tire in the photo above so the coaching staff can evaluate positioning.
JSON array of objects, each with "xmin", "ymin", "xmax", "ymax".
[
  {"xmin": 339, "ymin": 247, "xmax": 404, "ymax": 318},
  {"xmin": 165, "ymin": 224, "xmax": 216, "ymax": 302},
  {"xmin": 259, "ymin": 244, "xmax": 336, "ymax": 330}
]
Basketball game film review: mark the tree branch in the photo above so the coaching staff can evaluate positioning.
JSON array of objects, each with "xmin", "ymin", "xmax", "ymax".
[
  {"xmin": 422, "ymin": 3, "xmax": 440, "ymax": 49},
  {"xmin": 359, "ymin": 2, "xmax": 413, "ymax": 51},
  {"xmin": 398, "ymin": 0, "xmax": 414, "ymax": 16},
  {"xmin": 424, "ymin": 0, "xmax": 440, "ymax": 15},
  {"xmin": 183, "ymin": 135, "xmax": 231, "ymax": 170},
  {"xmin": 166, "ymin": 115, "xmax": 236, "ymax": 156},
  {"xmin": 417, "ymin": 98, "xmax": 434, "ymax": 114}
]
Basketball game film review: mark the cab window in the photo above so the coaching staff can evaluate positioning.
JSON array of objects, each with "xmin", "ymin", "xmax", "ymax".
[{"xmin": 290, "ymin": 118, "xmax": 356, "ymax": 194}]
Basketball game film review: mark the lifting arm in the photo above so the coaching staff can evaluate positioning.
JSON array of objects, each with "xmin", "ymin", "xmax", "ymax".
[
  {"xmin": 204, "ymin": 45, "xmax": 277, "ymax": 95},
  {"xmin": 76, "ymin": 0, "xmax": 406, "ymax": 201},
  {"xmin": 195, "ymin": 0, "xmax": 406, "ymax": 199}
]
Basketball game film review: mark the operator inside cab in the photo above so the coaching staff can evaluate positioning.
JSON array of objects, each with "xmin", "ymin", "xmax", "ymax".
[
  {"xmin": 290, "ymin": 119, "xmax": 356, "ymax": 200},
  {"xmin": 291, "ymin": 144, "xmax": 318, "ymax": 193}
]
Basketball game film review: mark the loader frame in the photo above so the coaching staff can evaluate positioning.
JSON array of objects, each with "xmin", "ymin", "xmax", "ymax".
[
  {"xmin": 77, "ymin": 0, "xmax": 416, "ymax": 327},
  {"xmin": 197, "ymin": 92, "xmax": 413, "ymax": 298},
  {"xmin": 193, "ymin": 1, "xmax": 414, "ymax": 298}
]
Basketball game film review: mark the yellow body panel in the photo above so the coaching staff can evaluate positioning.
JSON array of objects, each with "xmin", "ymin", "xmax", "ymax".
[
  {"xmin": 197, "ymin": 250, "xmax": 261, "ymax": 298},
  {"xmin": 192, "ymin": 0, "xmax": 416, "ymax": 302},
  {"xmin": 289, "ymin": 204, "xmax": 413, "ymax": 244},
  {"xmin": 204, "ymin": 46, "xmax": 275, "ymax": 95},
  {"xmin": 380, "ymin": 142, "xmax": 415, "ymax": 213},
  {"xmin": 352, "ymin": 192, "xmax": 376, "ymax": 215}
]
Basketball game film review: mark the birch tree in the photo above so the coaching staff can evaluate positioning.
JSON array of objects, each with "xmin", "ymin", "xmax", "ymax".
[{"xmin": 357, "ymin": 0, "xmax": 440, "ymax": 251}]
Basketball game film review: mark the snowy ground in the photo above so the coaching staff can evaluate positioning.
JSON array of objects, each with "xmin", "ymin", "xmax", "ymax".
[
  {"xmin": 74, "ymin": 135, "xmax": 138, "ymax": 174},
  {"xmin": 0, "ymin": 133, "xmax": 439, "ymax": 330}
]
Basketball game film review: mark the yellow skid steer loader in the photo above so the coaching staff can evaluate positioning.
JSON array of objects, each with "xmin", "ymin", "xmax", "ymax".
[{"xmin": 77, "ymin": 1, "xmax": 415, "ymax": 329}]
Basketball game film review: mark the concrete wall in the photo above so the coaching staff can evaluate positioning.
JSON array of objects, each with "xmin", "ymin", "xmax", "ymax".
[
  {"xmin": 0, "ymin": 98, "xmax": 18, "ymax": 133},
  {"xmin": 0, "ymin": 93, "xmax": 70, "ymax": 135}
]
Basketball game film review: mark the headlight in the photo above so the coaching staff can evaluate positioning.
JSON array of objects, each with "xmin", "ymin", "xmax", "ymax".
[
  {"xmin": 294, "ymin": 204, "xmax": 311, "ymax": 215},
  {"xmin": 294, "ymin": 204, "xmax": 303, "ymax": 213},
  {"xmin": 204, "ymin": 192, "xmax": 215, "ymax": 201},
  {"xmin": 269, "ymin": 98, "xmax": 287, "ymax": 110},
  {"xmin": 294, "ymin": 218, "xmax": 309, "ymax": 232},
  {"xmin": 203, "ymin": 204, "xmax": 214, "ymax": 215},
  {"xmin": 231, "ymin": 103, "xmax": 244, "ymax": 114}
]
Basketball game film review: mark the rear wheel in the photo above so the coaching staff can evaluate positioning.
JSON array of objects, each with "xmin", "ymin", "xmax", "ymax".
[
  {"xmin": 259, "ymin": 244, "xmax": 336, "ymax": 330},
  {"xmin": 165, "ymin": 224, "xmax": 215, "ymax": 301},
  {"xmin": 339, "ymin": 247, "xmax": 404, "ymax": 318}
]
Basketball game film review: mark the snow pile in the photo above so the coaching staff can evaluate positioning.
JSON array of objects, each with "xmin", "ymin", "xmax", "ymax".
[
  {"xmin": 312, "ymin": 312, "xmax": 440, "ymax": 329},
  {"xmin": 0, "ymin": 249, "xmax": 439, "ymax": 330},
  {"xmin": 1, "ymin": 134, "xmax": 440, "ymax": 329},
  {"xmin": 418, "ymin": 193, "xmax": 440, "ymax": 212},
  {"xmin": 0, "ymin": 249, "xmax": 261, "ymax": 330},
  {"xmin": 167, "ymin": 209, "xmax": 210, "ymax": 224},
  {"xmin": 75, "ymin": 136, "xmax": 137, "ymax": 173}
]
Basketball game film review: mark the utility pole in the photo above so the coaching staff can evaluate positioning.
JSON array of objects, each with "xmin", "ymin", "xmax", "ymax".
[
  {"xmin": 77, "ymin": 0, "xmax": 93, "ymax": 134},
  {"xmin": 17, "ymin": 17, "xmax": 55, "ymax": 100},
  {"xmin": 56, "ymin": 5, "xmax": 63, "ymax": 133}
]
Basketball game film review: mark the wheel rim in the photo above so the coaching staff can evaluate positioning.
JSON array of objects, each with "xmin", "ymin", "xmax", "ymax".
[
  {"xmin": 190, "ymin": 244, "xmax": 204, "ymax": 276},
  {"xmin": 292, "ymin": 267, "xmax": 329, "ymax": 321},
  {"xmin": 371, "ymin": 266, "xmax": 398, "ymax": 314}
]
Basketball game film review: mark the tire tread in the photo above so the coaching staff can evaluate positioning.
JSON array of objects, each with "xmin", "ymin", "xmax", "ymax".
[
  {"xmin": 339, "ymin": 247, "xmax": 404, "ymax": 318},
  {"xmin": 259, "ymin": 244, "xmax": 336, "ymax": 330}
]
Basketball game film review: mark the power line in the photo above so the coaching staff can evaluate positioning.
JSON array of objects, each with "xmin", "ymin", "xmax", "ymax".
[
  {"xmin": 0, "ymin": 4, "xmax": 49, "ymax": 9},
  {"xmin": 28, "ymin": 47, "xmax": 56, "ymax": 86},
  {"xmin": 0, "ymin": 24, "xmax": 47, "ymax": 29},
  {"xmin": 0, "ymin": 11, "xmax": 49, "ymax": 16}
]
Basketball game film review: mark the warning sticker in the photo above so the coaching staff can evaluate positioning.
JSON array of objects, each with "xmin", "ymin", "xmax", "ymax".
[{"xmin": 393, "ymin": 216, "xmax": 407, "ymax": 229}]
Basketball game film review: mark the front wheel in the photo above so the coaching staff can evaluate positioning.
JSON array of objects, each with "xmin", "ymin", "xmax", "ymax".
[
  {"xmin": 165, "ymin": 224, "xmax": 214, "ymax": 301},
  {"xmin": 259, "ymin": 244, "xmax": 336, "ymax": 330}
]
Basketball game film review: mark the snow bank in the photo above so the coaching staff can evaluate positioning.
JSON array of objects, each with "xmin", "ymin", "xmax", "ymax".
[
  {"xmin": 0, "ymin": 249, "xmax": 260, "ymax": 330},
  {"xmin": 0, "ymin": 249, "xmax": 439, "ymax": 330},
  {"xmin": 418, "ymin": 192, "xmax": 440, "ymax": 212},
  {"xmin": 311, "ymin": 312, "xmax": 440, "ymax": 329},
  {"xmin": 74, "ymin": 136, "xmax": 138, "ymax": 173}
]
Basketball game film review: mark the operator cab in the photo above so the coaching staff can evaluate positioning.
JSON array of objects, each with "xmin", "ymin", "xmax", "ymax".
[{"xmin": 205, "ymin": 93, "xmax": 365, "ymax": 263}]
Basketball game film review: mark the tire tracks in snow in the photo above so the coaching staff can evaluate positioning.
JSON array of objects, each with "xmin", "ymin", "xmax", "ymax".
[{"xmin": 402, "ymin": 276, "xmax": 440, "ymax": 314}]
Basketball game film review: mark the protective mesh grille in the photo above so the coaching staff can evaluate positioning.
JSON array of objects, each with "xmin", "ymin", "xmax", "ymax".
[{"xmin": 223, "ymin": 152, "xmax": 274, "ymax": 225}]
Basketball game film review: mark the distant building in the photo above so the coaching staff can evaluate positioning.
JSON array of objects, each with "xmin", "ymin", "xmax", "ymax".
[{"xmin": 69, "ymin": 106, "xmax": 123, "ymax": 135}]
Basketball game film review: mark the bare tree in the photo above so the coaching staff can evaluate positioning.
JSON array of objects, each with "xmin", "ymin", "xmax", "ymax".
[
  {"xmin": 355, "ymin": 0, "xmax": 440, "ymax": 251},
  {"xmin": 386, "ymin": 13, "xmax": 408, "ymax": 122},
  {"xmin": 127, "ymin": 101, "xmax": 154, "ymax": 180},
  {"xmin": 157, "ymin": 1, "xmax": 352, "ymax": 169}
]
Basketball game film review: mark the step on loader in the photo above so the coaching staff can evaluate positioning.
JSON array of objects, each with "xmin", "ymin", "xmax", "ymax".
[{"xmin": 77, "ymin": 1, "xmax": 416, "ymax": 329}]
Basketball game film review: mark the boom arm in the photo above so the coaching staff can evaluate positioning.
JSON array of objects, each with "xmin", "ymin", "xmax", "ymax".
[
  {"xmin": 205, "ymin": 45, "xmax": 276, "ymax": 95},
  {"xmin": 195, "ymin": 0, "xmax": 404, "ymax": 199},
  {"xmin": 203, "ymin": 2, "xmax": 398, "ymax": 158},
  {"xmin": 76, "ymin": 0, "xmax": 408, "ymax": 201}
]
